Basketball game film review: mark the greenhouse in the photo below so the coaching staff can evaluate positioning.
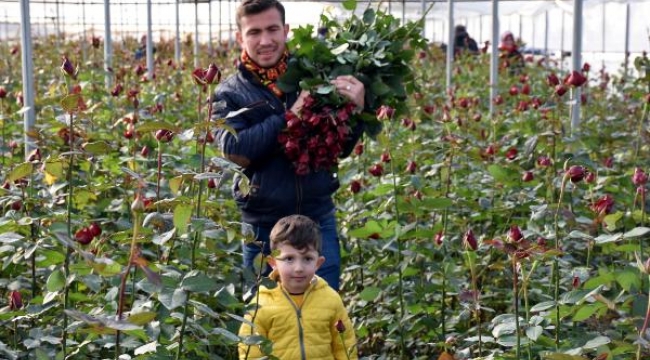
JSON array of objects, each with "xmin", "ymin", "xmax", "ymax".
[{"xmin": 1, "ymin": 0, "xmax": 650, "ymax": 359}]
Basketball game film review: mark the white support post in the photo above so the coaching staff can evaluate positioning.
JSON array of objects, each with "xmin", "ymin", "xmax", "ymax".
[
  {"xmin": 489, "ymin": 0, "xmax": 499, "ymax": 119},
  {"xmin": 194, "ymin": 0, "xmax": 200, "ymax": 68},
  {"xmin": 446, "ymin": 0, "xmax": 454, "ymax": 92},
  {"xmin": 175, "ymin": 0, "xmax": 181, "ymax": 63},
  {"xmin": 624, "ymin": 3, "xmax": 630, "ymax": 78},
  {"xmin": 147, "ymin": 0, "xmax": 154, "ymax": 80},
  {"xmin": 104, "ymin": 0, "xmax": 112, "ymax": 89},
  {"xmin": 19, "ymin": 0, "xmax": 36, "ymax": 157},
  {"xmin": 570, "ymin": 0, "xmax": 583, "ymax": 135},
  {"xmin": 209, "ymin": 1, "xmax": 213, "ymax": 55}
]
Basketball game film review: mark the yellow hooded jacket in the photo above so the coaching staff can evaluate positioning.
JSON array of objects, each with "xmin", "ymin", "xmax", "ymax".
[{"xmin": 238, "ymin": 275, "xmax": 357, "ymax": 360}]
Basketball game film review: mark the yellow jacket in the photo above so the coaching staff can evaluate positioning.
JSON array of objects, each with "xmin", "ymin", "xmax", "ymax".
[{"xmin": 238, "ymin": 275, "xmax": 358, "ymax": 360}]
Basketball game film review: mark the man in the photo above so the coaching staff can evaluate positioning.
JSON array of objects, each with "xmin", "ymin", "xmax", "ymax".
[{"xmin": 212, "ymin": 0, "xmax": 366, "ymax": 293}]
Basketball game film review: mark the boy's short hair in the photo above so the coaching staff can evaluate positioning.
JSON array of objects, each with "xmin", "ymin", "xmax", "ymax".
[
  {"xmin": 270, "ymin": 215, "xmax": 322, "ymax": 254},
  {"xmin": 236, "ymin": 0, "xmax": 286, "ymax": 30}
]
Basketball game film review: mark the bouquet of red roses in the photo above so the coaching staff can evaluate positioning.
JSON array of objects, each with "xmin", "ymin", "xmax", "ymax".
[{"xmin": 277, "ymin": 0, "xmax": 427, "ymax": 175}]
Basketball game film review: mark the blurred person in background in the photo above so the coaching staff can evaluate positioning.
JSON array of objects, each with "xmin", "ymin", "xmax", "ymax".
[
  {"xmin": 453, "ymin": 25, "xmax": 479, "ymax": 57},
  {"xmin": 499, "ymin": 31, "xmax": 524, "ymax": 74}
]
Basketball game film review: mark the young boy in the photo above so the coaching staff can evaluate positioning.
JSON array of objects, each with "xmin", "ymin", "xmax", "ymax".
[{"xmin": 238, "ymin": 215, "xmax": 357, "ymax": 360}]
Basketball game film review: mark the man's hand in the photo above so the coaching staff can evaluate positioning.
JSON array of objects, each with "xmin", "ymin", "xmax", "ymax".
[
  {"xmin": 331, "ymin": 75, "xmax": 365, "ymax": 111},
  {"xmin": 289, "ymin": 90, "xmax": 309, "ymax": 115}
]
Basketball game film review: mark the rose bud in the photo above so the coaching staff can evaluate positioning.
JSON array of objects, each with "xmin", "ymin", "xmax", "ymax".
[
  {"xmin": 572, "ymin": 275, "xmax": 580, "ymax": 289},
  {"xmin": 509, "ymin": 85, "xmax": 519, "ymax": 97},
  {"xmin": 124, "ymin": 123, "xmax": 135, "ymax": 139},
  {"xmin": 353, "ymin": 142, "xmax": 364, "ymax": 156},
  {"xmin": 155, "ymin": 129, "xmax": 174, "ymax": 143},
  {"xmin": 633, "ymin": 167, "xmax": 648, "ymax": 186},
  {"xmin": 401, "ymin": 118, "xmax": 413, "ymax": 128},
  {"xmin": 91, "ymin": 36, "xmax": 101, "ymax": 49},
  {"xmin": 203, "ymin": 63, "xmax": 221, "ymax": 84},
  {"xmin": 131, "ymin": 194, "xmax": 145, "ymax": 213},
  {"xmin": 566, "ymin": 165, "xmax": 585, "ymax": 183},
  {"xmin": 335, "ymin": 319, "xmax": 346, "ymax": 333},
  {"xmin": 2, "ymin": 182, "xmax": 10, "ymax": 189},
  {"xmin": 591, "ymin": 194, "xmax": 614, "ymax": 215},
  {"xmin": 434, "ymin": 232, "xmax": 444, "ymax": 246},
  {"xmin": 10, "ymin": 200, "xmax": 22, "ymax": 211},
  {"xmin": 645, "ymin": 94, "xmax": 650, "ymax": 104},
  {"xmin": 537, "ymin": 156, "xmax": 552, "ymax": 167},
  {"xmin": 11, "ymin": 45, "xmax": 19, "ymax": 55},
  {"xmin": 0, "ymin": 86, "xmax": 7, "ymax": 99},
  {"xmin": 380, "ymin": 151, "xmax": 391, "ymax": 163},
  {"xmin": 457, "ymin": 97, "xmax": 469, "ymax": 108},
  {"xmin": 369, "ymin": 163, "xmax": 384, "ymax": 177},
  {"xmin": 508, "ymin": 225, "xmax": 524, "ymax": 242},
  {"xmin": 521, "ymin": 83, "xmax": 531, "ymax": 95},
  {"xmin": 191, "ymin": 67, "xmax": 207, "ymax": 87},
  {"xmin": 27, "ymin": 148, "xmax": 41, "ymax": 162},
  {"xmin": 505, "ymin": 147, "xmax": 518, "ymax": 160},
  {"xmin": 585, "ymin": 172, "xmax": 596, "ymax": 184},
  {"xmin": 493, "ymin": 95, "xmax": 504, "ymax": 105},
  {"xmin": 423, "ymin": 105, "xmax": 435, "ymax": 115},
  {"xmin": 140, "ymin": 146, "xmax": 150, "ymax": 157},
  {"xmin": 485, "ymin": 144, "xmax": 496, "ymax": 156},
  {"xmin": 522, "ymin": 171, "xmax": 534, "ymax": 182},
  {"xmin": 554, "ymin": 85, "xmax": 567, "ymax": 97},
  {"xmin": 582, "ymin": 62, "xmax": 591, "ymax": 72},
  {"xmin": 74, "ymin": 227, "xmax": 94, "ymax": 245},
  {"xmin": 9, "ymin": 291, "xmax": 23, "ymax": 310},
  {"xmin": 88, "ymin": 222, "xmax": 102, "ymax": 238},
  {"xmin": 207, "ymin": 178, "xmax": 217, "ymax": 189},
  {"xmin": 134, "ymin": 64, "xmax": 146, "ymax": 76},
  {"xmin": 110, "ymin": 83, "xmax": 123, "ymax": 97},
  {"xmin": 536, "ymin": 236, "xmax": 547, "ymax": 247},
  {"xmin": 376, "ymin": 105, "xmax": 395, "ymax": 121},
  {"xmin": 406, "ymin": 160, "xmax": 417, "ymax": 174},
  {"xmin": 464, "ymin": 229, "xmax": 478, "ymax": 251},
  {"xmin": 603, "ymin": 157, "xmax": 614, "ymax": 168},
  {"xmin": 565, "ymin": 70, "xmax": 587, "ymax": 87},
  {"xmin": 350, "ymin": 180, "xmax": 361, "ymax": 194},
  {"xmin": 60, "ymin": 56, "xmax": 78, "ymax": 79},
  {"xmin": 547, "ymin": 73, "xmax": 560, "ymax": 87}
]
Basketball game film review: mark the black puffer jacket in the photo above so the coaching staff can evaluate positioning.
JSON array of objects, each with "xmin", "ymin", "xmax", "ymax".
[{"xmin": 212, "ymin": 63, "xmax": 363, "ymax": 228}]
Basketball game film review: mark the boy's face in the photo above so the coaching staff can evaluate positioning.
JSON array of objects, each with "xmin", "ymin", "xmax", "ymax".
[
  {"xmin": 236, "ymin": 7, "xmax": 289, "ymax": 68},
  {"xmin": 268, "ymin": 243, "xmax": 325, "ymax": 294}
]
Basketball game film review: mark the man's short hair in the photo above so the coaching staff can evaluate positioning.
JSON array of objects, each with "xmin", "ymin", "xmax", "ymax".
[
  {"xmin": 236, "ymin": 0, "xmax": 286, "ymax": 30},
  {"xmin": 270, "ymin": 215, "xmax": 322, "ymax": 254}
]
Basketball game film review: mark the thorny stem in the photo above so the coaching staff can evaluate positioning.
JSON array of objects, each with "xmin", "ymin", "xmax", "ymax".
[
  {"xmin": 62, "ymin": 110, "xmax": 75, "ymax": 358},
  {"xmin": 178, "ymin": 83, "xmax": 215, "ymax": 360},
  {"xmin": 440, "ymin": 148, "xmax": 455, "ymax": 342},
  {"xmin": 385, "ymin": 122, "xmax": 407, "ymax": 358},
  {"xmin": 466, "ymin": 250, "xmax": 482, "ymax": 357},
  {"xmin": 553, "ymin": 177, "xmax": 568, "ymax": 349},
  {"xmin": 157, "ymin": 140, "xmax": 162, "ymax": 201},
  {"xmin": 513, "ymin": 258, "xmax": 521, "ymax": 360},
  {"xmin": 637, "ymin": 274, "xmax": 650, "ymax": 360},
  {"xmin": 244, "ymin": 249, "xmax": 267, "ymax": 360},
  {"xmin": 116, "ymin": 211, "xmax": 142, "ymax": 359},
  {"xmin": 634, "ymin": 102, "xmax": 648, "ymax": 162}
]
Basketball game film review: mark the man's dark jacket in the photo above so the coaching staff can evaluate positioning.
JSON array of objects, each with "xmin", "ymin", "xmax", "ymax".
[{"xmin": 212, "ymin": 63, "xmax": 364, "ymax": 228}]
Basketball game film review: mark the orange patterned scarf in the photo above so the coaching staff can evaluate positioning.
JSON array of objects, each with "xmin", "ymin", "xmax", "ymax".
[{"xmin": 240, "ymin": 49, "xmax": 289, "ymax": 98}]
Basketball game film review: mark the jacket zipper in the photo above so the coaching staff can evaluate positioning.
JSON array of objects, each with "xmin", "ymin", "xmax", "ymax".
[{"xmin": 281, "ymin": 285, "xmax": 313, "ymax": 360}]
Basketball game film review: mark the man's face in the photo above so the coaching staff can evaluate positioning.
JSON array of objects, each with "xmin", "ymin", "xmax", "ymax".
[{"xmin": 236, "ymin": 7, "xmax": 289, "ymax": 68}]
